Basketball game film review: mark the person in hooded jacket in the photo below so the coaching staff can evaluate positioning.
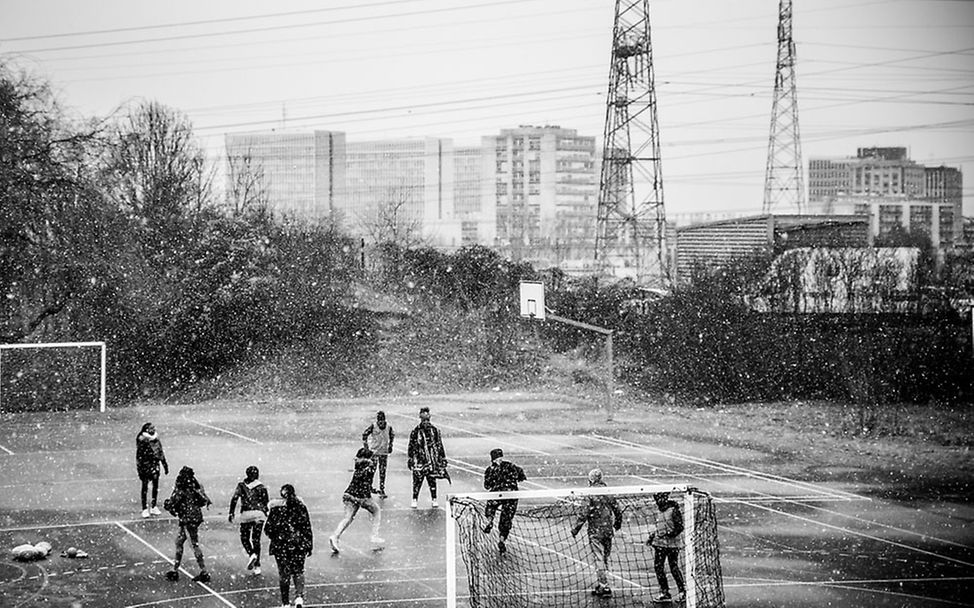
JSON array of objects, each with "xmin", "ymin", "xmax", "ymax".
[
  {"xmin": 228, "ymin": 465, "xmax": 269, "ymax": 576},
  {"xmin": 264, "ymin": 484, "xmax": 313, "ymax": 608},
  {"xmin": 163, "ymin": 466, "xmax": 212, "ymax": 583},
  {"xmin": 570, "ymin": 468, "xmax": 623, "ymax": 597},
  {"xmin": 481, "ymin": 448, "xmax": 527, "ymax": 555},
  {"xmin": 136, "ymin": 422, "xmax": 169, "ymax": 518}
]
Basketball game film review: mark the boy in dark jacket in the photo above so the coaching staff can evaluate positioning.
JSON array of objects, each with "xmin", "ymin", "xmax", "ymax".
[
  {"xmin": 570, "ymin": 468, "xmax": 623, "ymax": 597},
  {"xmin": 407, "ymin": 407, "xmax": 448, "ymax": 509},
  {"xmin": 228, "ymin": 465, "xmax": 269, "ymax": 575},
  {"xmin": 265, "ymin": 484, "xmax": 313, "ymax": 608},
  {"xmin": 481, "ymin": 448, "xmax": 527, "ymax": 554},
  {"xmin": 648, "ymin": 491, "xmax": 686, "ymax": 602},
  {"xmin": 329, "ymin": 447, "xmax": 384, "ymax": 553},
  {"xmin": 135, "ymin": 422, "xmax": 169, "ymax": 518},
  {"xmin": 163, "ymin": 466, "xmax": 212, "ymax": 583}
]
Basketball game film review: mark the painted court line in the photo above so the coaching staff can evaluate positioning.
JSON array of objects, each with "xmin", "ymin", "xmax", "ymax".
[
  {"xmin": 0, "ymin": 443, "xmax": 14, "ymax": 455},
  {"xmin": 114, "ymin": 521, "xmax": 238, "ymax": 608},
  {"xmin": 181, "ymin": 414, "xmax": 262, "ymax": 444}
]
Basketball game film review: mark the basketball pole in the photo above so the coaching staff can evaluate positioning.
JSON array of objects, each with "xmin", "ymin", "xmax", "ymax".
[{"xmin": 545, "ymin": 313, "xmax": 615, "ymax": 422}]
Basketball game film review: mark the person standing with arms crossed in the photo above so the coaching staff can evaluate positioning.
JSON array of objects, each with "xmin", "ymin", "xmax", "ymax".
[
  {"xmin": 228, "ymin": 465, "xmax": 269, "ymax": 576},
  {"xmin": 362, "ymin": 411, "xmax": 394, "ymax": 498},
  {"xmin": 481, "ymin": 448, "xmax": 527, "ymax": 555},
  {"xmin": 136, "ymin": 422, "xmax": 168, "ymax": 518},
  {"xmin": 407, "ymin": 406, "xmax": 448, "ymax": 509}
]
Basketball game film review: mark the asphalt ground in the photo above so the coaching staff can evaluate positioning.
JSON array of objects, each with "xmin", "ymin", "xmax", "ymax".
[{"xmin": 0, "ymin": 394, "xmax": 971, "ymax": 607}]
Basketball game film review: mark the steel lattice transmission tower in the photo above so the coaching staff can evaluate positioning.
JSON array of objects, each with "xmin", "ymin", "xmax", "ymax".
[
  {"xmin": 763, "ymin": 0, "xmax": 805, "ymax": 214},
  {"xmin": 595, "ymin": 0, "xmax": 668, "ymax": 287}
]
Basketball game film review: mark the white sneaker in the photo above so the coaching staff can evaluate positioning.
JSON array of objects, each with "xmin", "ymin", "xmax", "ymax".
[
  {"xmin": 149, "ymin": 506, "xmax": 162, "ymax": 516},
  {"xmin": 328, "ymin": 535, "xmax": 340, "ymax": 554},
  {"xmin": 410, "ymin": 499, "xmax": 418, "ymax": 509},
  {"xmin": 370, "ymin": 536, "xmax": 385, "ymax": 545},
  {"xmin": 294, "ymin": 597, "xmax": 304, "ymax": 607},
  {"xmin": 246, "ymin": 553, "xmax": 258, "ymax": 570},
  {"xmin": 252, "ymin": 566, "xmax": 261, "ymax": 576},
  {"xmin": 431, "ymin": 499, "xmax": 439, "ymax": 508},
  {"xmin": 141, "ymin": 509, "xmax": 150, "ymax": 518}
]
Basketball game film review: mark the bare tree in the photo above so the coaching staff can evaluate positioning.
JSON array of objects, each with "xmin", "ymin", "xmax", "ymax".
[{"xmin": 226, "ymin": 147, "xmax": 270, "ymax": 217}]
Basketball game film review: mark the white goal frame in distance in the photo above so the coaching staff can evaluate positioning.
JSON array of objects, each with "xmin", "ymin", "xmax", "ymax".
[
  {"xmin": 446, "ymin": 484, "xmax": 698, "ymax": 608},
  {"xmin": 0, "ymin": 341, "xmax": 107, "ymax": 413}
]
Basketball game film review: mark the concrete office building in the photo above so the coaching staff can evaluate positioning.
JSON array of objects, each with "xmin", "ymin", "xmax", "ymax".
[
  {"xmin": 454, "ymin": 145, "xmax": 494, "ymax": 246},
  {"xmin": 484, "ymin": 125, "xmax": 598, "ymax": 271},
  {"xmin": 344, "ymin": 137, "xmax": 461, "ymax": 249},
  {"xmin": 224, "ymin": 130, "xmax": 345, "ymax": 223}
]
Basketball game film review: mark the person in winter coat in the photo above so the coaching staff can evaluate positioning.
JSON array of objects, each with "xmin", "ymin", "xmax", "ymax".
[
  {"xmin": 406, "ymin": 406, "xmax": 448, "ymax": 509},
  {"xmin": 362, "ymin": 410, "xmax": 394, "ymax": 498},
  {"xmin": 648, "ymin": 491, "xmax": 686, "ymax": 602},
  {"xmin": 228, "ymin": 465, "xmax": 269, "ymax": 576},
  {"xmin": 570, "ymin": 468, "xmax": 623, "ymax": 597},
  {"xmin": 136, "ymin": 422, "xmax": 169, "ymax": 518},
  {"xmin": 328, "ymin": 447, "xmax": 384, "ymax": 554},
  {"xmin": 481, "ymin": 448, "xmax": 527, "ymax": 554},
  {"xmin": 163, "ymin": 466, "xmax": 212, "ymax": 583},
  {"xmin": 264, "ymin": 484, "xmax": 313, "ymax": 608}
]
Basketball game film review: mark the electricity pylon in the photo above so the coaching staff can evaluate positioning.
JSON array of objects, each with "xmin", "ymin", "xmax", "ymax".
[
  {"xmin": 763, "ymin": 0, "xmax": 805, "ymax": 214},
  {"xmin": 595, "ymin": 0, "xmax": 668, "ymax": 288}
]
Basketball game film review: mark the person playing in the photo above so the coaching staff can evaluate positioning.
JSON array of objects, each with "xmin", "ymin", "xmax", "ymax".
[
  {"xmin": 362, "ymin": 410, "xmax": 394, "ymax": 498},
  {"xmin": 407, "ymin": 406, "xmax": 448, "ymax": 509},
  {"xmin": 329, "ymin": 447, "xmax": 384, "ymax": 553},
  {"xmin": 648, "ymin": 491, "xmax": 686, "ymax": 602},
  {"xmin": 228, "ymin": 465, "xmax": 269, "ymax": 576},
  {"xmin": 163, "ymin": 466, "xmax": 212, "ymax": 583},
  {"xmin": 481, "ymin": 448, "xmax": 527, "ymax": 555},
  {"xmin": 136, "ymin": 422, "xmax": 169, "ymax": 518},
  {"xmin": 570, "ymin": 468, "xmax": 623, "ymax": 597},
  {"xmin": 264, "ymin": 484, "xmax": 313, "ymax": 608}
]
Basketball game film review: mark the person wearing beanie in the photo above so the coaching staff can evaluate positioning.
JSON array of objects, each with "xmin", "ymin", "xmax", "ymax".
[
  {"xmin": 228, "ymin": 465, "xmax": 269, "ymax": 575},
  {"xmin": 481, "ymin": 448, "xmax": 527, "ymax": 555},
  {"xmin": 265, "ymin": 484, "xmax": 313, "ymax": 608},
  {"xmin": 135, "ymin": 422, "xmax": 169, "ymax": 518},
  {"xmin": 162, "ymin": 466, "xmax": 212, "ymax": 583},
  {"xmin": 406, "ymin": 406, "xmax": 448, "ymax": 509},
  {"xmin": 329, "ymin": 446, "xmax": 384, "ymax": 554},
  {"xmin": 362, "ymin": 410, "xmax": 395, "ymax": 498},
  {"xmin": 570, "ymin": 468, "xmax": 623, "ymax": 597}
]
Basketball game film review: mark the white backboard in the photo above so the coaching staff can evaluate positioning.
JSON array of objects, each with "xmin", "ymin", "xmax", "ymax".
[{"xmin": 519, "ymin": 281, "xmax": 545, "ymax": 320}]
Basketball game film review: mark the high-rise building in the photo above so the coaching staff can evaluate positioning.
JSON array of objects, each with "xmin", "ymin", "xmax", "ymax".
[
  {"xmin": 453, "ymin": 146, "xmax": 493, "ymax": 246},
  {"xmin": 484, "ymin": 125, "xmax": 598, "ymax": 270},
  {"xmin": 807, "ymin": 147, "xmax": 963, "ymax": 249},
  {"xmin": 224, "ymin": 130, "xmax": 345, "ymax": 222},
  {"xmin": 344, "ymin": 137, "xmax": 461, "ymax": 249}
]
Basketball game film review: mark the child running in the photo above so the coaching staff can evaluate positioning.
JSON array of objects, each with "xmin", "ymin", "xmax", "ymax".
[
  {"xmin": 228, "ymin": 465, "xmax": 269, "ymax": 576},
  {"xmin": 163, "ymin": 466, "xmax": 212, "ymax": 583},
  {"xmin": 329, "ymin": 447, "xmax": 384, "ymax": 553}
]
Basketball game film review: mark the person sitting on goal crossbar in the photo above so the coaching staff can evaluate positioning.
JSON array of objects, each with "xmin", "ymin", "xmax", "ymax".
[{"xmin": 480, "ymin": 448, "xmax": 527, "ymax": 555}]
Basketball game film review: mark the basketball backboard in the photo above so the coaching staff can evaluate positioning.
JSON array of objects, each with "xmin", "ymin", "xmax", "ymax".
[{"xmin": 519, "ymin": 281, "xmax": 545, "ymax": 320}]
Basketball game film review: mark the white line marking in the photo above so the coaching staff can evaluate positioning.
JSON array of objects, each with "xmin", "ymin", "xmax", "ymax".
[
  {"xmin": 114, "ymin": 521, "xmax": 238, "ymax": 608},
  {"xmin": 181, "ymin": 415, "xmax": 261, "ymax": 444},
  {"xmin": 0, "ymin": 443, "xmax": 14, "ymax": 455}
]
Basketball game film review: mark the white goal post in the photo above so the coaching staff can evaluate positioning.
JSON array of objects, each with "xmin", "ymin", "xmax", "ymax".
[
  {"xmin": 446, "ymin": 484, "xmax": 724, "ymax": 608},
  {"xmin": 0, "ymin": 341, "xmax": 107, "ymax": 412}
]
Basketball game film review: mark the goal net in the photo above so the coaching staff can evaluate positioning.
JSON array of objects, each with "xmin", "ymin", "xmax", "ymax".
[
  {"xmin": 447, "ymin": 485, "xmax": 723, "ymax": 608},
  {"xmin": 0, "ymin": 342, "xmax": 107, "ymax": 413}
]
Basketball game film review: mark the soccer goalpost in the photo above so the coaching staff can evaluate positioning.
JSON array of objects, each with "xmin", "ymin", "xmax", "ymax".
[
  {"xmin": 0, "ymin": 341, "xmax": 107, "ymax": 413},
  {"xmin": 447, "ymin": 484, "xmax": 724, "ymax": 608}
]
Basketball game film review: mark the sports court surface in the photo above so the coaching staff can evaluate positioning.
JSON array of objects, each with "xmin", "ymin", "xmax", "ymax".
[{"xmin": 1, "ymin": 393, "xmax": 971, "ymax": 607}]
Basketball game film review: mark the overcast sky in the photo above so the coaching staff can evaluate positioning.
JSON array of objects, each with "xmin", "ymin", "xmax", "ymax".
[{"xmin": 2, "ymin": 0, "xmax": 972, "ymax": 217}]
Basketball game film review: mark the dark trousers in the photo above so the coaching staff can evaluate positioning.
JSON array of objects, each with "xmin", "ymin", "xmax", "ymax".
[
  {"xmin": 411, "ymin": 469, "xmax": 437, "ymax": 499},
  {"xmin": 174, "ymin": 522, "xmax": 205, "ymax": 571},
  {"xmin": 239, "ymin": 521, "xmax": 264, "ymax": 564},
  {"xmin": 653, "ymin": 546, "xmax": 685, "ymax": 595},
  {"xmin": 484, "ymin": 499, "xmax": 519, "ymax": 540},
  {"xmin": 372, "ymin": 454, "xmax": 389, "ymax": 492},
  {"xmin": 140, "ymin": 475, "xmax": 159, "ymax": 509},
  {"xmin": 274, "ymin": 552, "xmax": 306, "ymax": 604}
]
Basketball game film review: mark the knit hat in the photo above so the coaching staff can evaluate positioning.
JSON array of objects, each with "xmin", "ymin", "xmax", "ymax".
[
  {"xmin": 588, "ymin": 468, "xmax": 603, "ymax": 484},
  {"xmin": 490, "ymin": 448, "xmax": 504, "ymax": 461}
]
